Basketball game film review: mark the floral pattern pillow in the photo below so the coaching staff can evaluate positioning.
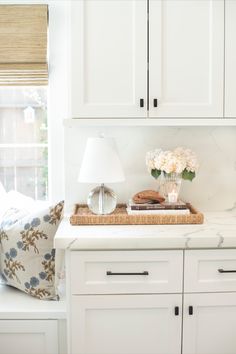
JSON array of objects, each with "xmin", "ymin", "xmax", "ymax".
[{"xmin": 0, "ymin": 201, "xmax": 64, "ymax": 300}]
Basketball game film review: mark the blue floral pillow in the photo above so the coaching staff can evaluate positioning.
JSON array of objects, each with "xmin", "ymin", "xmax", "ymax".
[{"xmin": 0, "ymin": 201, "xmax": 64, "ymax": 300}]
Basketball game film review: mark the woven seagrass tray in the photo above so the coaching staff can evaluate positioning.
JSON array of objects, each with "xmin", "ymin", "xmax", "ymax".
[{"xmin": 70, "ymin": 203, "xmax": 204, "ymax": 225}]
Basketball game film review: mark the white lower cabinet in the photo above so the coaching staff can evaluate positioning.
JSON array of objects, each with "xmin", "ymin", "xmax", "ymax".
[
  {"xmin": 183, "ymin": 293, "xmax": 236, "ymax": 354},
  {"xmin": 67, "ymin": 249, "xmax": 236, "ymax": 354},
  {"xmin": 71, "ymin": 294, "xmax": 182, "ymax": 354},
  {"xmin": 70, "ymin": 250, "xmax": 183, "ymax": 295},
  {"xmin": 0, "ymin": 320, "xmax": 58, "ymax": 354}
]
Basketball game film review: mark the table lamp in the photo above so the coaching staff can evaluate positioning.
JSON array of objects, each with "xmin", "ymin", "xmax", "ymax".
[{"xmin": 78, "ymin": 137, "xmax": 125, "ymax": 215}]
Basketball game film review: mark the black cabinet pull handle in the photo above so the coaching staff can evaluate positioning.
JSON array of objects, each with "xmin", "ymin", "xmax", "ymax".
[
  {"xmin": 189, "ymin": 306, "xmax": 193, "ymax": 315},
  {"xmin": 106, "ymin": 271, "xmax": 149, "ymax": 276},
  {"xmin": 218, "ymin": 268, "xmax": 236, "ymax": 273},
  {"xmin": 153, "ymin": 98, "xmax": 158, "ymax": 107},
  {"xmin": 174, "ymin": 306, "xmax": 179, "ymax": 316},
  {"xmin": 140, "ymin": 98, "xmax": 144, "ymax": 108}
]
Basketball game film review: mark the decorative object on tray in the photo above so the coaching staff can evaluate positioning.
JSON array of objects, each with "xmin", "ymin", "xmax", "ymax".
[
  {"xmin": 78, "ymin": 136, "xmax": 125, "ymax": 215},
  {"xmin": 128, "ymin": 189, "xmax": 189, "ymax": 215},
  {"xmin": 70, "ymin": 203, "xmax": 203, "ymax": 225},
  {"xmin": 133, "ymin": 190, "xmax": 165, "ymax": 204},
  {"xmin": 127, "ymin": 199, "xmax": 190, "ymax": 215},
  {"xmin": 146, "ymin": 147, "xmax": 199, "ymax": 202}
]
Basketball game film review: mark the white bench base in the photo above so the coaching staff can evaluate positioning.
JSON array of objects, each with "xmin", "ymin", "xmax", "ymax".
[{"xmin": 0, "ymin": 285, "xmax": 67, "ymax": 354}]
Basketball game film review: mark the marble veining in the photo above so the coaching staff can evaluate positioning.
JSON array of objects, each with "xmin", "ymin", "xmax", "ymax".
[{"xmin": 54, "ymin": 210, "xmax": 236, "ymax": 250}]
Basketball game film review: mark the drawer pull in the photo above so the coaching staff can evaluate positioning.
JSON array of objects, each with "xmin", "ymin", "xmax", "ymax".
[
  {"xmin": 189, "ymin": 306, "xmax": 193, "ymax": 315},
  {"xmin": 218, "ymin": 268, "xmax": 236, "ymax": 273},
  {"xmin": 106, "ymin": 271, "xmax": 149, "ymax": 276}
]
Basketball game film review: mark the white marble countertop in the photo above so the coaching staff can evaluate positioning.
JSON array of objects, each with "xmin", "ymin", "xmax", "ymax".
[{"xmin": 54, "ymin": 211, "xmax": 236, "ymax": 250}]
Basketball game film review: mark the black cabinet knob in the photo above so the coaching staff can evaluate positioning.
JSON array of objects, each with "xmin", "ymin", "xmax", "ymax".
[
  {"xmin": 153, "ymin": 98, "xmax": 158, "ymax": 107},
  {"xmin": 189, "ymin": 306, "xmax": 193, "ymax": 315},
  {"xmin": 174, "ymin": 306, "xmax": 179, "ymax": 316},
  {"xmin": 140, "ymin": 98, "xmax": 144, "ymax": 108}
]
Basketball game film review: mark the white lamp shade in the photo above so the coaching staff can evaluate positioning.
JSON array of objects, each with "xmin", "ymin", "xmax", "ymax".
[{"xmin": 78, "ymin": 137, "xmax": 125, "ymax": 184}]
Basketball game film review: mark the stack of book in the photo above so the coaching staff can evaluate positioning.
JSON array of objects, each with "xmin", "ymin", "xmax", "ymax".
[{"xmin": 126, "ymin": 200, "xmax": 190, "ymax": 215}]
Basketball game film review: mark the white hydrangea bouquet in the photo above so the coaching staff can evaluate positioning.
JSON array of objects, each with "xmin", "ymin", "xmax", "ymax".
[{"xmin": 146, "ymin": 147, "xmax": 199, "ymax": 182}]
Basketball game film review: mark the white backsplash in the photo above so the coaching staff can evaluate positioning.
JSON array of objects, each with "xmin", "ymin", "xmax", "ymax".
[{"xmin": 64, "ymin": 125, "xmax": 236, "ymax": 212}]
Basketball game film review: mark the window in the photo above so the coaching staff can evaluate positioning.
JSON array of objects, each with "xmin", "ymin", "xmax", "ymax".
[
  {"xmin": 0, "ymin": 4, "xmax": 67, "ymax": 203},
  {"xmin": 0, "ymin": 5, "xmax": 49, "ymax": 200},
  {"xmin": 0, "ymin": 87, "xmax": 48, "ymax": 200}
]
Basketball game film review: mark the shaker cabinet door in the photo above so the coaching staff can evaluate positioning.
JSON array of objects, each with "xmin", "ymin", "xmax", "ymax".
[
  {"xmin": 0, "ymin": 320, "xmax": 58, "ymax": 354},
  {"xmin": 149, "ymin": 0, "xmax": 224, "ymax": 118},
  {"xmin": 70, "ymin": 294, "xmax": 182, "ymax": 354},
  {"xmin": 183, "ymin": 293, "xmax": 236, "ymax": 354},
  {"xmin": 70, "ymin": 0, "xmax": 147, "ymax": 118}
]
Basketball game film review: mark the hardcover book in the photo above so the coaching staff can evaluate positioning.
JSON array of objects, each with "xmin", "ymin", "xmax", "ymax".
[
  {"xmin": 128, "ymin": 200, "xmax": 188, "ymax": 211},
  {"xmin": 126, "ymin": 207, "xmax": 190, "ymax": 216}
]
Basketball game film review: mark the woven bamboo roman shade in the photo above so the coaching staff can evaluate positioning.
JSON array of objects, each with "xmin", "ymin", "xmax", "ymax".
[{"xmin": 0, "ymin": 5, "xmax": 48, "ymax": 86}]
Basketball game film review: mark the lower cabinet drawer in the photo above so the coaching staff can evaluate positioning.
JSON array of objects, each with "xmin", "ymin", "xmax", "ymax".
[
  {"xmin": 185, "ymin": 249, "xmax": 236, "ymax": 292},
  {"xmin": 70, "ymin": 250, "xmax": 183, "ymax": 294}
]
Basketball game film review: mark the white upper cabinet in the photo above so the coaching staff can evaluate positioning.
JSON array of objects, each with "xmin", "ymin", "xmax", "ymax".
[
  {"xmin": 149, "ymin": 0, "xmax": 224, "ymax": 118},
  {"xmin": 225, "ymin": 0, "xmax": 236, "ymax": 117},
  {"xmin": 70, "ymin": 0, "xmax": 226, "ymax": 119},
  {"xmin": 70, "ymin": 0, "xmax": 147, "ymax": 118}
]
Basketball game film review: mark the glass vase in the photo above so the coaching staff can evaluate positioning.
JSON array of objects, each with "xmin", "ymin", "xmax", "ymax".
[{"xmin": 160, "ymin": 173, "xmax": 182, "ymax": 203}]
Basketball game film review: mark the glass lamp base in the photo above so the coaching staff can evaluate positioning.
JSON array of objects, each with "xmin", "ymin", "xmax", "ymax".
[{"xmin": 87, "ymin": 184, "xmax": 117, "ymax": 215}]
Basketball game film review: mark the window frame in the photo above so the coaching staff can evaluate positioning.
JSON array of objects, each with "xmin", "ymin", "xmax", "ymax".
[{"xmin": 1, "ymin": 0, "xmax": 69, "ymax": 203}]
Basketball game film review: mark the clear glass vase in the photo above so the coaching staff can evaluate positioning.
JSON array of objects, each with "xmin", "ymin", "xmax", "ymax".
[{"xmin": 160, "ymin": 173, "xmax": 182, "ymax": 203}]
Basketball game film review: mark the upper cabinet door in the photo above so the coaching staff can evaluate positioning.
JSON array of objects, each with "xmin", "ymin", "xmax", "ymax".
[
  {"xmin": 225, "ymin": 0, "xmax": 236, "ymax": 118},
  {"xmin": 149, "ymin": 0, "xmax": 224, "ymax": 118},
  {"xmin": 70, "ymin": 0, "xmax": 147, "ymax": 118}
]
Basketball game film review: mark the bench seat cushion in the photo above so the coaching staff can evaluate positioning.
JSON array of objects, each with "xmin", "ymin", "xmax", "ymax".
[{"xmin": 0, "ymin": 284, "xmax": 66, "ymax": 319}]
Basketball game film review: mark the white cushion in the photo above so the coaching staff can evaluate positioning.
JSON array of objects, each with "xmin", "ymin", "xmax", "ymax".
[
  {"xmin": 0, "ymin": 284, "xmax": 66, "ymax": 319},
  {"xmin": 0, "ymin": 191, "xmax": 36, "ymax": 220}
]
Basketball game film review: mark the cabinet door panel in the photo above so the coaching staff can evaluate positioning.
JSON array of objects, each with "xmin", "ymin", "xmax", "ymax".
[
  {"xmin": 183, "ymin": 293, "xmax": 236, "ymax": 354},
  {"xmin": 225, "ymin": 0, "xmax": 236, "ymax": 117},
  {"xmin": 71, "ymin": 0, "xmax": 147, "ymax": 118},
  {"xmin": 71, "ymin": 294, "xmax": 182, "ymax": 354},
  {"xmin": 0, "ymin": 320, "xmax": 58, "ymax": 354},
  {"xmin": 149, "ymin": 0, "xmax": 224, "ymax": 118}
]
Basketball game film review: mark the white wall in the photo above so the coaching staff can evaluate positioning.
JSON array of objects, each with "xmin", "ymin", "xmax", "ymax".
[{"xmin": 64, "ymin": 125, "xmax": 236, "ymax": 213}]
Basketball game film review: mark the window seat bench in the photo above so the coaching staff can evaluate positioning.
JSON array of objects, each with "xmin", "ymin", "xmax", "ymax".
[{"xmin": 0, "ymin": 284, "xmax": 67, "ymax": 354}]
